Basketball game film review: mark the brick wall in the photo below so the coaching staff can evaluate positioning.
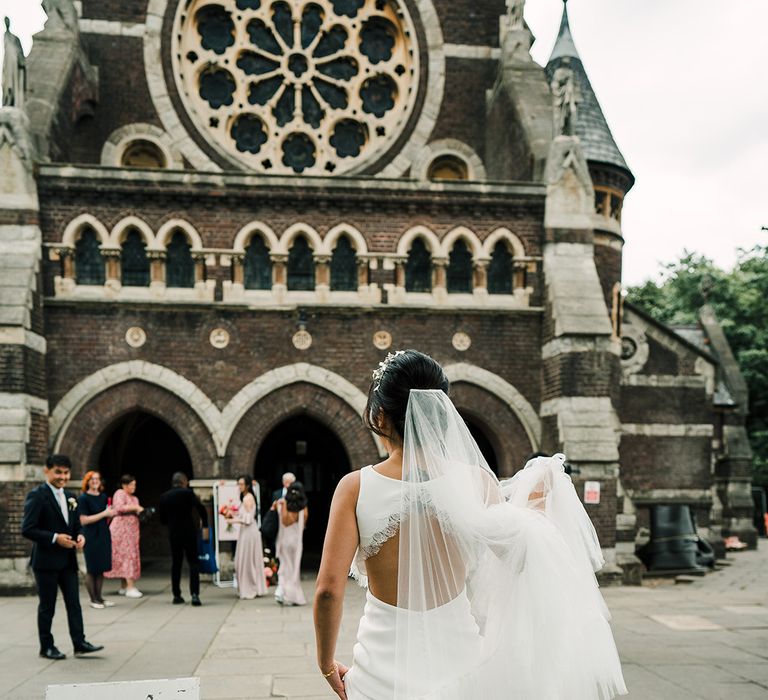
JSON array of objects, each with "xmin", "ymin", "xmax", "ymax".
[{"xmin": 0, "ymin": 481, "xmax": 37, "ymax": 559}]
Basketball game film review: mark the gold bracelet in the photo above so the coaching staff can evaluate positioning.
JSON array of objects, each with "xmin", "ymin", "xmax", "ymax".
[{"xmin": 321, "ymin": 663, "xmax": 338, "ymax": 678}]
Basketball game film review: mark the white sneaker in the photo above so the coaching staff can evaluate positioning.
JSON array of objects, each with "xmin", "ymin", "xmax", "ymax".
[
  {"xmin": 102, "ymin": 600, "xmax": 116, "ymax": 607},
  {"xmin": 125, "ymin": 588, "xmax": 143, "ymax": 599},
  {"xmin": 117, "ymin": 588, "xmax": 127, "ymax": 596},
  {"xmin": 89, "ymin": 602, "xmax": 105, "ymax": 609}
]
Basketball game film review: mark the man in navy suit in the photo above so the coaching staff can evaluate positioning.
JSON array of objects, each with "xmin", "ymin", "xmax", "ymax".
[{"xmin": 21, "ymin": 454, "xmax": 104, "ymax": 660}]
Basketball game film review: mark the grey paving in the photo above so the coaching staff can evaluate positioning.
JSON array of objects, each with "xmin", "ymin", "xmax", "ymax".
[{"xmin": 0, "ymin": 546, "xmax": 766, "ymax": 699}]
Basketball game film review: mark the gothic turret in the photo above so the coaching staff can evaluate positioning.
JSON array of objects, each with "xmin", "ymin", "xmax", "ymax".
[{"xmin": 546, "ymin": 0, "xmax": 633, "ymax": 306}]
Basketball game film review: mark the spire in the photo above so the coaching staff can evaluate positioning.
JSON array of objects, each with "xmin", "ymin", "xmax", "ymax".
[
  {"xmin": 549, "ymin": 0, "xmax": 578, "ymax": 63},
  {"xmin": 545, "ymin": 0, "xmax": 632, "ymax": 179}
]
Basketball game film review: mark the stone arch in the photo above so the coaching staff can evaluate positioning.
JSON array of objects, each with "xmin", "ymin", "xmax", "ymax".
[
  {"xmin": 396, "ymin": 225, "xmax": 442, "ymax": 257},
  {"xmin": 221, "ymin": 362, "xmax": 384, "ymax": 456},
  {"xmin": 278, "ymin": 223, "xmax": 324, "ymax": 256},
  {"xmin": 440, "ymin": 225, "xmax": 483, "ymax": 259},
  {"xmin": 56, "ymin": 380, "xmax": 218, "ymax": 479},
  {"xmin": 226, "ymin": 382, "xmax": 379, "ymax": 477},
  {"xmin": 321, "ymin": 223, "xmax": 369, "ymax": 256},
  {"xmin": 100, "ymin": 122, "xmax": 183, "ymax": 169},
  {"xmin": 61, "ymin": 214, "xmax": 110, "ymax": 248},
  {"xmin": 481, "ymin": 227, "xmax": 526, "ymax": 259},
  {"xmin": 155, "ymin": 219, "xmax": 204, "ymax": 251},
  {"xmin": 413, "ymin": 138, "xmax": 486, "ymax": 181},
  {"xmin": 233, "ymin": 221, "xmax": 280, "ymax": 253},
  {"xmin": 450, "ymin": 382, "xmax": 535, "ymax": 478},
  {"xmin": 109, "ymin": 215, "xmax": 156, "ymax": 248},
  {"xmin": 50, "ymin": 361, "xmax": 224, "ymax": 455},
  {"xmin": 443, "ymin": 363, "xmax": 541, "ymax": 448}
]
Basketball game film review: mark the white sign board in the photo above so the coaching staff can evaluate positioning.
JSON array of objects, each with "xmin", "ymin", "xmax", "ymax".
[
  {"xmin": 583, "ymin": 481, "xmax": 601, "ymax": 505},
  {"xmin": 47, "ymin": 677, "xmax": 199, "ymax": 700}
]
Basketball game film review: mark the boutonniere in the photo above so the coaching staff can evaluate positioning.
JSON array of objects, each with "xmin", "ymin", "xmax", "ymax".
[{"xmin": 67, "ymin": 497, "xmax": 77, "ymax": 512}]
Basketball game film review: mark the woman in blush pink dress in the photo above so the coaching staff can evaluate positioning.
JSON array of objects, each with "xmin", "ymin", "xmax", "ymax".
[{"xmin": 105, "ymin": 474, "xmax": 144, "ymax": 598}]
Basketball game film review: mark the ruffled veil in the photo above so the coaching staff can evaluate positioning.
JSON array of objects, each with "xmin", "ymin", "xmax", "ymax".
[{"xmin": 393, "ymin": 389, "xmax": 626, "ymax": 699}]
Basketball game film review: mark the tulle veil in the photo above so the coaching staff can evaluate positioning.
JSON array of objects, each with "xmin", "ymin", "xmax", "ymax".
[{"xmin": 392, "ymin": 389, "xmax": 626, "ymax": 699}]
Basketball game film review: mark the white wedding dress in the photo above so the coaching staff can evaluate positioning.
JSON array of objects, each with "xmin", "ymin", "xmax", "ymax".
[{"xmin": 344, "ymin": 390, "xmax": 627, "ymax": 700}]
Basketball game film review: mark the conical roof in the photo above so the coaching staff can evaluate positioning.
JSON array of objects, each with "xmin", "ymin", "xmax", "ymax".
[{"xmin": 546, "ymin": 1, "xmax": 631, "ymax": 176}]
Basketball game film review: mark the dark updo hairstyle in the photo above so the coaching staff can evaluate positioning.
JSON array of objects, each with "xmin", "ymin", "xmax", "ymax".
[
  {"xmin": 237, "ymin": 474, "xmax": 257, "ymax": 503},
  {"xmin": 120, "ymin": 474, "xmax": 136, "ymax": 486},
  {"xmin": 285, "ymin": 481, "xmax": 308, "ymax": 512},
  {"xmin": 363, "ymin": 349, "xmax": 449, "ymax": 443}
]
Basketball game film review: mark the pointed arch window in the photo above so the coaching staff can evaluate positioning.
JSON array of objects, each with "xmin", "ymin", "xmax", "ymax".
[
  {"xmin": 447, "ymin": 239, "xmax": 473, "ymax": 293},
  {"xmin": 287, "ymin": 236, "xmax": 314, "ymax": 291},
  {"xmin": 487, "ymin": 241, "xmax": 513, "ymax": 294},
  {"xmin": 330, "ymin": 236, "xmax": 357, "ymax": 291},
  {"xmin": 166, "ymin": 231, "xmax": 195, "ymax": 288},
  {"xmin": 405, "ymin": 237, "xmax": 432, "ymax": 292},
  {"xmin": 120, "ymin": 229, "xmax": 150, "ymax": 286},
  {"xmin": 244, "ymin": 235, "xmax": 272, "ymax": 290},
  {"xmin": 74, "ymin": 228, "xmax": 105, "ymax": 285}
]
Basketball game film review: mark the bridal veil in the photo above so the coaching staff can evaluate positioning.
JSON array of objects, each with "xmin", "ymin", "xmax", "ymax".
[{"xmin": 392, "ymin": 389, "xmax": 626, "ymax": 699}]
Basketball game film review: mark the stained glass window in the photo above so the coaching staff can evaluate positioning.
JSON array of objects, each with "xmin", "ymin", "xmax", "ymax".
[
  {"xmin": 74, "ymin": 228, "xmax": 105, "ymax": 285},
  {"xmin": 287, "ymin": 236, "xmax": 314, "ymax": 290},
  {"xmin": 121, "ymin": 229, "xmax": 150, "ymax": 287},
  {"xmin": 487, "ymin": 241, "xmax": 513, "ymax": 295},
  {"xmin": 244, "ymin": 235, "xmax": 272, "ymax": 290},
  {"xmin": 166, "ymin": 231, "xmax": 195, "ymax": 288},
  {"xmin": 121, "ymin": 140, "xmax": 166, "ymax": 169},
  {"xmin": 447, "ymin": 239, "xmax": 473, "ymax": 293},
  {"xmin": 330, "ymin": 236, "xmax": 357, "ymax": 291},
  {"xmin": 405, "ymin": 238, "xmax": 431, "ymax": 292},
  {"xmin": 428, "ymin": 155, "xmax": 468, "ymax": 180}
]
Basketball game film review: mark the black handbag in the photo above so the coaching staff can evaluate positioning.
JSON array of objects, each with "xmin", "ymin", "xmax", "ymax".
[{"xmin": 261, "ymin": 508, "xmax": 278, "ymax": 541}]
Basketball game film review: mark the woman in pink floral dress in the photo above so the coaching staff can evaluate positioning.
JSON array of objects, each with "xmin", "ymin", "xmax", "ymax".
[{"xmin": 105, "ymin": 474, "xmax": 144, "ymax": 598}]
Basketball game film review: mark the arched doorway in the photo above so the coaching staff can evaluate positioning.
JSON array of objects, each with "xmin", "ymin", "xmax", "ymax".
[
  {"xmin": 254, "ymin": 415, "xmax": 350, "ymax": 567},
  {"xmin": 462, "ymin": 415, "xmax": 499, "ymax": 474},
  {"xmin": 96, "ymin": 411, "xmax": 193, "ymax": 560}
]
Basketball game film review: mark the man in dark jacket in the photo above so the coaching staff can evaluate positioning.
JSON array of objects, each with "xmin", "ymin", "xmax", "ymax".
[
  {"xmin": 158, "ymin": 472, "xmax": 209, "ymax": 606},
  {"xmin": 21, "ymin": 454, "xmax": 104, "ymax": 660}
]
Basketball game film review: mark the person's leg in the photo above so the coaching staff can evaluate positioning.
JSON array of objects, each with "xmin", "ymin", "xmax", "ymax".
[
  {"xmin": 182, "ymin": 532, "xmax": 200, "ymax": 596},
  {"xmin": 170, "ymin": 537, "xmax": 184, "ymax": 598},
  {"xmin": 85, "ymin": 573, "xmax": 97, "ymax": 603},
  {"xmin": 34, "ymin": 569, "xmax": 58, "ymax": 650},
  {"xmin": 58, "ymin": 568, "xmax": 85, "ymax": 647},
  {"xmin": 95, "ymin": 573, "xmax": 104, "ymax": 603}
]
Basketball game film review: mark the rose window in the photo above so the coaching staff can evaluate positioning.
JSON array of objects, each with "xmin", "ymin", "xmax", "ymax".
[{"xmin": 172, "ymin": 0, "xmax": 419, "ymax": 175}]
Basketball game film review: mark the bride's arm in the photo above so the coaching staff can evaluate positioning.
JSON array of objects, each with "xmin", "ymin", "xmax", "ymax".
[{"xmin": 314, "ymin": 471, "xmax": 360, "ymax": 697}]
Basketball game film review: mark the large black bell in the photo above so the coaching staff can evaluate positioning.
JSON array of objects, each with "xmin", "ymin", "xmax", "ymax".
[{"xmin": 637, "ymin": 504, "xmax": 713, "ymax": 573}]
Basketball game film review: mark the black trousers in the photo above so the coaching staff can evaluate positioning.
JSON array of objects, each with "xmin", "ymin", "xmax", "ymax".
[
  {"xmin": 170, "ymin": 532, "xmax": 200, "ymax": 597},
  {"xmin": 34, "ymin": 567, "xmax": 85, "ymax": 651}
]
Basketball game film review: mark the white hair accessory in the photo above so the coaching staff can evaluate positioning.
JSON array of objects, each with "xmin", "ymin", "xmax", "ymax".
[{"xmin": 372, "ymin": 350, "xmax": 406, "ymax": 391}]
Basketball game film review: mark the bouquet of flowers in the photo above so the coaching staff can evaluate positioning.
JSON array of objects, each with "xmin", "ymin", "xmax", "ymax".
[
  {"xmin": 263, "ymin": 549, "xmax": 279, "ymax": 587},
  {"xmin": 219, "ymin": 501, "xmax": 240, "ymax": 532}
]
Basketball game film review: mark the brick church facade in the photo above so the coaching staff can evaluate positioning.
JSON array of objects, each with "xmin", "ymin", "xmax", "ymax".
[{"xmin": 0, "ymin": 0, "xmax": 756, "ymax": 589}]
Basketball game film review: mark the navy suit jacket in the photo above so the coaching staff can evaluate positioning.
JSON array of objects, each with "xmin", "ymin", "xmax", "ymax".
[{"xmin": 21, "ymin": 483, "xmax": 83, "ymax": 571}]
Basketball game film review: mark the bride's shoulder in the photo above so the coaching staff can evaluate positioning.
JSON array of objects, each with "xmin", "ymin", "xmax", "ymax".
[{"xmin": 332, "ymin": 470, "xmax": 362, "ymax": 506}]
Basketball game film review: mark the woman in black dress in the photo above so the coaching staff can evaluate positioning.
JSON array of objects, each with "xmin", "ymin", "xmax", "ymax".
[{"xmin": 78, "ymin": 471, "xmax": 117, "ymax": 609}]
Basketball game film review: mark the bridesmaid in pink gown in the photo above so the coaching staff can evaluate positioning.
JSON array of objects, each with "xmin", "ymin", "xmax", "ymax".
[
  {"xmin": 273, "ymin": 482, "xmax": 308, "ymax": 606},
  {"xmin": 105, "ymin": 474, "xmax": 144, "ymax": 598},
  {"xmin": 229, "ymin": 475, "xmax": 268, "ymax": 599}
]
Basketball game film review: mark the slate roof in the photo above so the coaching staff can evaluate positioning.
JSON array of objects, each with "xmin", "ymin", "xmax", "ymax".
[{"xmin": 545, "ymin": 2, "xmax": 632, "ymax": 176}]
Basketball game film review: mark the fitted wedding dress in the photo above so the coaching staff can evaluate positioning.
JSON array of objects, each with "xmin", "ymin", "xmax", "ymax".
[{"xmin": 343, "ymin": 390, "xmax": 627, "ymax": 700}]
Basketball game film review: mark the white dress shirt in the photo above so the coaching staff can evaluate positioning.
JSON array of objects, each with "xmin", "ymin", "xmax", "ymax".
[{"xmin": 46, "ymin": 481, "xmax": 69, "ymax": 543}]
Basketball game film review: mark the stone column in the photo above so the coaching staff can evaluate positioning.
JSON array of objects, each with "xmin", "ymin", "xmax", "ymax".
[
  {"xmin": 432, "ymin": 257, "xmax": 447, "ymax": 303},
  {"xmin": 357, "ymin": 257, "xmax": 369, "ymax": 289},
  {"xmin": 60, "ymin": 246, "xmax": 74, "ymax": 279},
  {"xmin": 231, "ymin": 253, "xmax": 244, "ymax": 285},
  {"xmin": 540, "ymin": 135, "xmax": 634, "ymax": 584},
  {"xmin": 0, "ymin": 109, "xmax": 45, "ymax": 593}
]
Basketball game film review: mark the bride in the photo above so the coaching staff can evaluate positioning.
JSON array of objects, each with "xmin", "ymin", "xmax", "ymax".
[{"xmin": 314, "ymin": 350, "xmax": 627, "ymax": 699}]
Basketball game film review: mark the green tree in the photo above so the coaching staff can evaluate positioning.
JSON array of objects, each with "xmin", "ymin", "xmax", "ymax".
[{"xmin": 627, "ymin": 247, "xmax": 768, "ymax": 488}]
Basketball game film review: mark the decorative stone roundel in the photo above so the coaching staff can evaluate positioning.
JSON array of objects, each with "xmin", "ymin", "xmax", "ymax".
[
  {"xmin": 125, "ymin": 327, "xmax": 147, "ymax": 348},
  {"xmin": 172, "ymin": 0, "xmax": 419, "ymax": 175},
  {"xmin": 292, "ymin": 329, "xmax": 313, "ymax": 349},
  {"xmin": 372, "ymin": 330, "xmax": 392, "ymax": 350},
  {"xmin": 210, "ymin": 327, "xmax": 231, "ymax": 348},
  {"xmin": 451, "ymin": 331, "xmax": 471, "ymax": 352}
]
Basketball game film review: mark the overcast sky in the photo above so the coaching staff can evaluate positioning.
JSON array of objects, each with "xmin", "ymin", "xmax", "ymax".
[{"xmin": 1, "ymin": 0, "xmax": 766, "ymax": 286}]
